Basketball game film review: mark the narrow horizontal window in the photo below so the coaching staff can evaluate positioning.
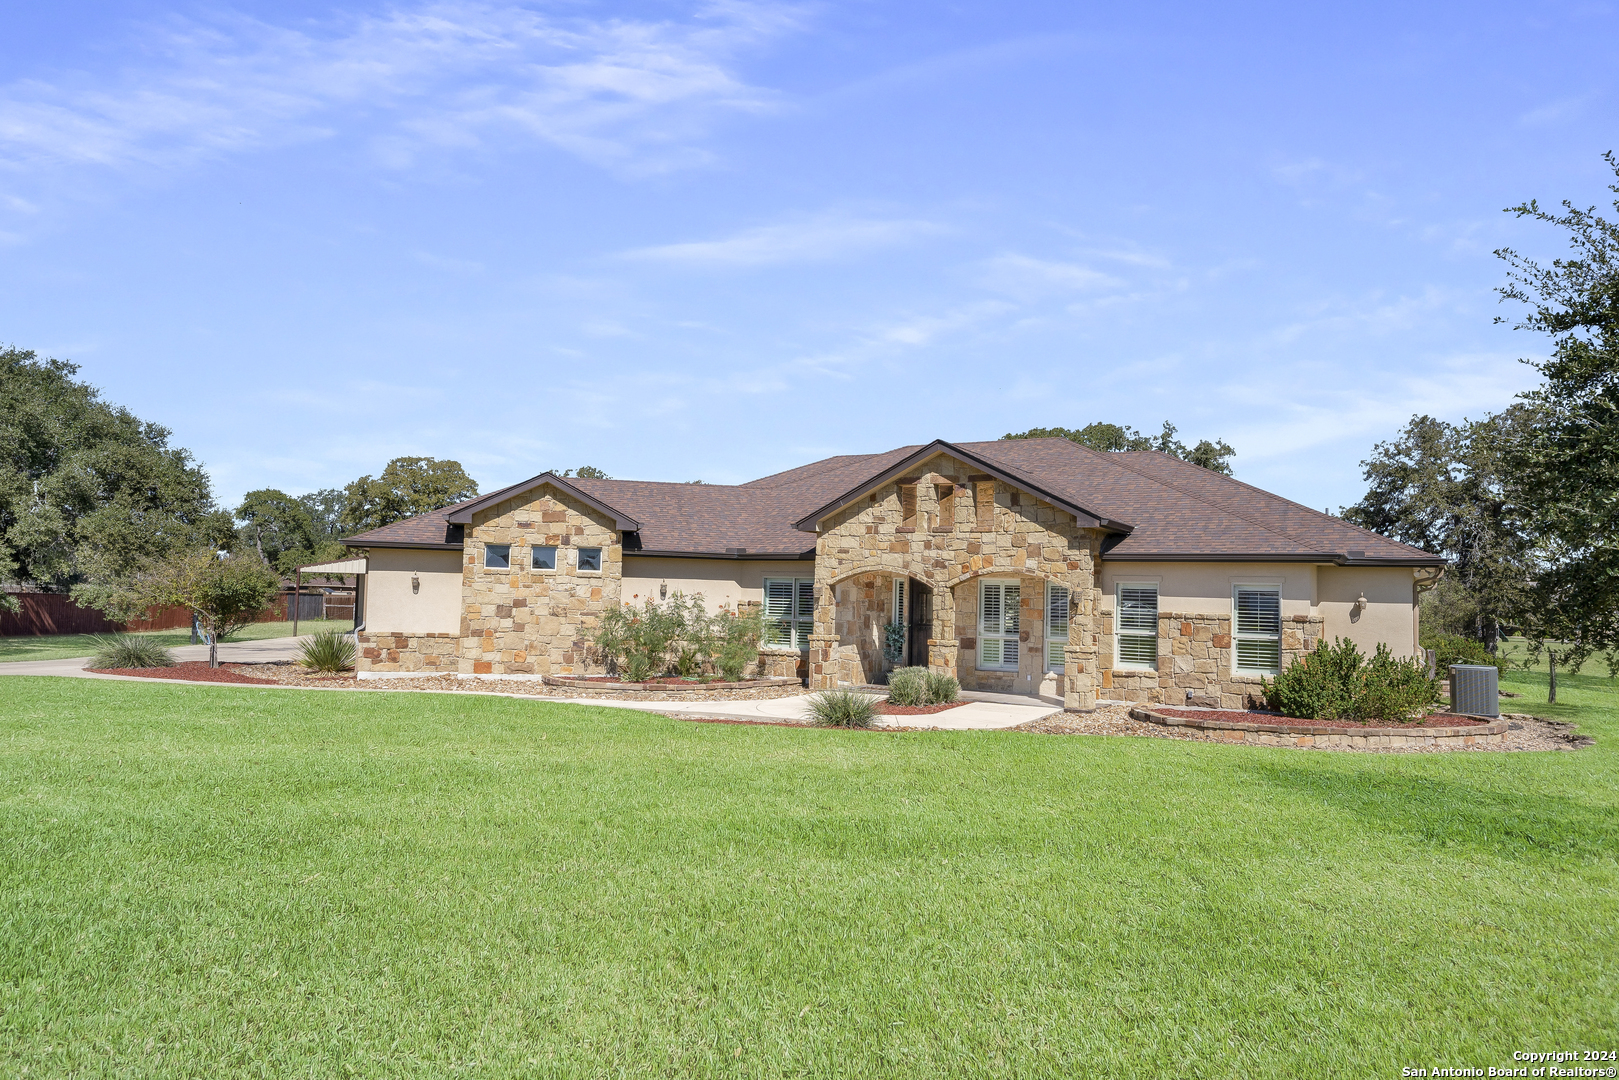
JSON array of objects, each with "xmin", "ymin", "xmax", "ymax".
[
  {"xmin": 531, "ymin": 545, "xmax": 556, "ymax": 571},
  {"xmin": 577, "ymin": 547, "xmax": 603, "ymax": 572},
  {"xmin": 483, "ymin": 544, "xmax": 510, "ymax": 570}
]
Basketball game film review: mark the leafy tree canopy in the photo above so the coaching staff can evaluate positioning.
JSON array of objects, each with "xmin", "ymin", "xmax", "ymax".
[
  {"xmin": 0, "ymin": 348, "xmax": 230, "ymax": 613},
  {"xmin": 1492, "ymin": 151, "xmax": 1619, "ymax": 687},
  {"xmin": 1002, "ymin": 421, "xmax": 1236, "ymax": 475},
  {"xmin": 340, "ymin": 457, "xmax": 479, "ymax": 535},
  {"xmin": 110, "ymin": 548, "xmax": 281, "ymax": 667},
  {"xmin": 558, "ymin": 466, "xmax": 610, "ymax": 479}
]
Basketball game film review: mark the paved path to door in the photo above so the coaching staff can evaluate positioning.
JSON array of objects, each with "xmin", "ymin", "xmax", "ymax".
[{"xmin": 1, "ymin": 640, "xmax": 1063, "ymax": 730}]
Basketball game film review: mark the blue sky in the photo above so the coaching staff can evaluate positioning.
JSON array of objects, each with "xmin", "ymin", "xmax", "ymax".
[{"xmin": 3, "ymin": 1, "xmax": 1616, "ymax": 514}]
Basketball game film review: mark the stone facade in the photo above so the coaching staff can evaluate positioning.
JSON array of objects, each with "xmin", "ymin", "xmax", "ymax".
[
  {"xmin": 356, "ymin": 631, "xmax": 458, "ymax": 675},
  {"xmin": 805, "ymin": 452, "xmax": 1104, "ymax": 711},
  {"xmin": 457, "ymin": 484, "xmax": 622, "ymax": 677},
  {"xmin": 1103, "ymin": 611, "xmax": 1325, "ymax": 710}
]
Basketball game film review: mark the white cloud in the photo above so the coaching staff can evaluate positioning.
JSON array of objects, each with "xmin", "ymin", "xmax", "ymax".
[
  {"xmin": 979, "ymin": 253, "xmax": 1120, "ymax": 299},
  {"xmin": 623, "ymin": 214, "xmax": 942, "ymax": 266},
  {"xmin": 0, "ymin": 0, "xmax": 797, "ymax": 182}
]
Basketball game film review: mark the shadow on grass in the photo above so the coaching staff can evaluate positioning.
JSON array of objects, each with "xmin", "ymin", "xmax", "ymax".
[{"xmin": 1245, "ymin": 764, "xmax": 1619, "ymax": 864}]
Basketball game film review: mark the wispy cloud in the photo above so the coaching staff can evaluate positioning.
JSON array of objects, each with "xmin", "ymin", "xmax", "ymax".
[
  {"xmin": 0, "ymin": 0, "xmax": 797, "ymax": 183},
  {"xmin": 622, "ymin": 213, "xmax": 942, "ymax": 266},
  {"xmin": 978, "ymin": 253, "xmax": 1120, "ymax": 299}
]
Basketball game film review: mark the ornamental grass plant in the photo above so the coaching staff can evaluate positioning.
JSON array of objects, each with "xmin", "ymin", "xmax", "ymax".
[
  {"xmin": 87, "ymin": 634, "xmax": 175, "ymax": 669},
  {"xmin": 806, "ymin": 688, "xmax": 880, "ymax": 727},
  {"xmin": 297, "ymin": 630, "xmax": 356, "ymax": 673}
]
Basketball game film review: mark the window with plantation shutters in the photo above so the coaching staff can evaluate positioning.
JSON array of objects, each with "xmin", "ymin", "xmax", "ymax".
[
  {"xmin": 764, "ymin": 578, "xmax": 815, "ymax": 650},
  {"xmin": 978, "ymin": 580, "xmax": 1020, "ymax": 670},
  {"xmin": 1046, "ymin": 583, "xmax": 1070, "ymax": 672},
  {"xmin": 1233, "ymin": 585, "xmax": 1282, "ymax": 674},
  {"xmin": 1116, "ymin": 584, "xmax": 1158, "ymax": 669}
]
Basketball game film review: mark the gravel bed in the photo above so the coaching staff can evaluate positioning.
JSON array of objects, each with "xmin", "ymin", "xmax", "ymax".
[{"xmin": 1018, "ymin": 705, "xmax": 1592, "ymax": 753}]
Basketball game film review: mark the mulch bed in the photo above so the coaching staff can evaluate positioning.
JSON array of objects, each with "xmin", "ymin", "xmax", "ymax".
[
  {"xmin": 873, "ymin": 701, "xmax": 970, "ymax": 716},
  {"xmin": 88, "ymin": 662, "xmax": 279, "ymax": 685},
  {"xmin": 1162, "ymin": 708, "xmax": 1491, "ymax": 729},
  {"xmin": 559, "ymin": 676, "xmax": 731, "ymax": 685}
]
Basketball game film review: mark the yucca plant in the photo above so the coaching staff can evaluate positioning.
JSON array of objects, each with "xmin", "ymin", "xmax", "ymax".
[
  {"xmin": 807, "ymin": 689, "xmax": 880, "ymax": 728},
  {"xmin": 923, "ymin": 671, "xmax": 960, "ymax": 704},
  {"xmin": 88, "ymin": 634, "xmax": 175, "ymax": 669},
  {"xmin": 298, "ymin": 630, "xmax": 356, "ymax": 672},
  {"xmin": 886, "ymin": 666, "xmax": 929, "ymax": 706}
]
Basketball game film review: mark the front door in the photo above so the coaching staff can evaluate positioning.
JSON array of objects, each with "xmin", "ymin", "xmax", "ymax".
[{"xmin": 907, "ymin": 579, "xmax": 933, "ymax": 668}]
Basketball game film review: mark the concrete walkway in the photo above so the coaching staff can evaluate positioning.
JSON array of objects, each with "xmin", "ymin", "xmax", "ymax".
[{"xmin": 0, "ymin": 639, "xmax": 1063, "ymax": 730}]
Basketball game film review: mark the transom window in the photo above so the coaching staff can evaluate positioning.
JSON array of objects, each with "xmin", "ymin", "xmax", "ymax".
[
  {"xmin": 978, "ymin": 580, "xmax": 1019, "ymax": 671},
  {"xmin": 1116, "ymin": 583, "xmax": 1159, "ymax": 669},
  {"xmin": 1046, "ymin": 583, "xmax": 1069, "ymax": 673},
  {"xmin": 531, "ymin": 545, "xmax": 556, "ymax": 571},
  {"xmin": 1233, "ymin": 585, "xmax": 1282, "ymax": 674},
  {"xmin": 764, "ymin": 578, "xmax": 815, "ymax": 650},
  {"xmin": 577, "ymin": 547, "xmax": 603, "ymax": 572},
  {"xmin": 483, "ymin": 544, "xmax": 511, "ymax": 570}
]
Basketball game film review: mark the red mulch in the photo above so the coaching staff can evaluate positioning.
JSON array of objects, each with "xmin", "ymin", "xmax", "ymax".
[
  {"xmin": 88, "ymin": 662, "xmax": 278, "ymax": 685},
  {"xmin": 1166, "ymin": 708, "xmax": 1490, "ymax": 729},
  {"xmin": 874, "ymin": 701, "xmax": 970, "ymax": 716},
  {"xmin": 564, "ymin": 676, "xmax": 732, "ymax": 685}
]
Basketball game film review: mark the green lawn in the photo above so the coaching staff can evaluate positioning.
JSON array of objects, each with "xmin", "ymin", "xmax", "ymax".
[
  {"xmin": 1498, "ymin": 635, "xmax": 1617, "ymax": 678},
  {"xmin": 0, "ymin": 676, "xmax": 1614, "ymax": 1077},
  {"xmin": 0, "ymin": 619, "xmax": 355, "ymax": 663}
]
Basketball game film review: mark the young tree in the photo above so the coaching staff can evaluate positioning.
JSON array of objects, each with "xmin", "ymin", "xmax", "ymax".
[
  {"xmin": 0, "ymin": 349, "xmax": 229, "ymax": 613},
  {"xmin": 1002, "ymin": 421, "xmax": 1236, "ymax": 474},
  {"xmin": 115, "ymin": 549, "xmax": 281, "ymax": 668},
  {"xmin": 339, "ymin": 457, "xmax": 479, "ymax": 534},
  {"xmin": 1492, "ymin": 151, "xmax": 1619, "ymax": 694}
]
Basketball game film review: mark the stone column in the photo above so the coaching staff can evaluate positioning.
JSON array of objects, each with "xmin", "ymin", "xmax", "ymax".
[
  {"xmin": 808, "ymin": 634, "xmax": 839, "ymax": 690},
  {"xmin": 1064, "ymin": 577, "xmax": 1099, "ymax": 712},
  {"xmin": 929, "ymin": 584, "xmax": 957, "ymax": 678}
]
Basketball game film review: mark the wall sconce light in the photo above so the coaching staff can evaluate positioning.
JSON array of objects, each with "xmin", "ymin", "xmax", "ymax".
[
  {"xmin": 660, "ymin": 581, "xmax": 667, "ymax": 600},
  {"xmin": 412, "ymin": 572, "xmax": 420, "ymax": 595},
  {"xmin": 1353, "ymin": 592, "xmax": 1367, "ymax": 612}
]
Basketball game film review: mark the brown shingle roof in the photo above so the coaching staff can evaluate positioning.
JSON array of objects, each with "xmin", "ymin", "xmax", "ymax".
[{"xmin": 343, "ymin": 438, "xmax": 1439, "ymax": 565}]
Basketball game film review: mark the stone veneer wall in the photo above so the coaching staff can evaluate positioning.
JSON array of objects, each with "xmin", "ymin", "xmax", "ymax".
[
  {"xmin": 1103, "ymin": 611, "xmax": 1325, "ymax": 709},
  {"xmin": 806, "ymin": 452, "xmax": 1104, "ymax": 710},
  {"xmin": 458, "ymin": 485, "xmax": 622, "ymax": 676},
  {"xmin": 357, "ymin": 631, "xmax": 458, "ymax": 675}
]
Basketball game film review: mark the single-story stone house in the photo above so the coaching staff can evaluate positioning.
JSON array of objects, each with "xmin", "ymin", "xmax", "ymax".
[{"xmin": 339, "ymin": 438, "xmax": 1442, "ymax": 711}]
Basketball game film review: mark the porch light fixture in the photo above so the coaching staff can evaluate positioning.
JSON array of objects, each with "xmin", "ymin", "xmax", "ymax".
[
  {"xmin": 660, "ymin": 581, "xmax": 667, "ymax": 600},
  {"xmin": 412, "ymin": 572, "xmax": 420, "ymax": 594},
  {"xmin": 1353, "ymin": 592, "xmax": 1367, "ymax": 612}
]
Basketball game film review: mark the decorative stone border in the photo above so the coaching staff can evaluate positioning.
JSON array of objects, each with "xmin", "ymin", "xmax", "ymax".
[
  {"xmin": 540, "ymin": 675, "xmax": 803, "ymax": 692},
  {"xmin": 1128, "ymin": 705, "xmax": 1508, "ymax": 749}
]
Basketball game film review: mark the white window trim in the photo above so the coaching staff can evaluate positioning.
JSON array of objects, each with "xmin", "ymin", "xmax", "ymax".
[
  {"xmin": 1115, "ymin": 582, "xmax": 1159, "ymax": 671},
  {"xmin": 977, "ymin": 578, "xmax": 1020, "ymax": 672},
  {"xmin": 483, "ymin": 543, "xmax": 512, "ymax": 571},
  {"xmin": 764, "ymin": 577, "xmax": 815, "ymax": 651},
  {"xmin": 1046, "ymin": 582, "xmax": 1069, "ymax": 674},
  {"xmin": 529, "ymin": 544, "xmax": 558, "ymax": 573},
  {"xmin": 575, "ymin": 546, "xmax": 604, "ymax": 574},
  {"xmin": 1232, "ymin": 583, "xmax": 1283, "ymax": 675}
]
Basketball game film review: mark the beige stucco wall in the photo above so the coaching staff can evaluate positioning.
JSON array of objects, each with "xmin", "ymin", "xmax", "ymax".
[
  {"xmin": 1317, "ymin": 566, "xmax": 1419, "ymax": 658},
  {"xmin": 1098, "ymin": 562, "xmax": 1317, "ymax": 619},
  {"xmin": 363, "ymin": 547, "xmax": 463, "ymax": 635},
  {"xmin": 621, "ymin": 557, "xmax": 813, "ymax": 612}
]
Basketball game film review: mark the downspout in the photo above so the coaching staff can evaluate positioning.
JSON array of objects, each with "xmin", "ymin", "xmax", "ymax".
[{"xmin": 293, "ymin": 570, "xmax": 301, "ymax": 637}]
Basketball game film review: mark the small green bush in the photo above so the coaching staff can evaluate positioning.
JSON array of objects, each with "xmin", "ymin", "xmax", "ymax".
[
  {"xmin": 715, "ymin": 606, "xmax": 765, "ymax": 681},
  {"xmin": 807, "ymin": 689, "xmax": 880, "ymax": 728},
  {"xmin": 88, "ymin": 634, "xmax": 175, "ymax": 669},
  {"xmin": 923, "ymin": 671, "xmax": 959, "ymax": 704},
  {"xmin": 886, "ymin": 666, "xmax": 929, "ymax": 706},
  {"xmin": 298, "ymin": 630, "xmax": 356, "ymax": 672},
  {"xmin": 1263, "ymin": 637, "xmax": 1437, "ymax": 722},
  {"xmin": 1422, "ymin": 633, "xmax": 1504, "ymax": 673}
]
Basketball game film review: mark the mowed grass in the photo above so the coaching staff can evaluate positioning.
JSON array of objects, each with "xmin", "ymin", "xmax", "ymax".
[
  {"xmin": 0, "ymin": 677, "xmax": 1615, "ymax": 1078},
  {"xmin": 0, "ymin": 620, "xmax": 355, "ymax": 664}
]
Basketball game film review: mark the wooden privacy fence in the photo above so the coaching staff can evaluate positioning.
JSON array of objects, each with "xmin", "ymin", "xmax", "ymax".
[{"xmin": 0, "ymin": 591, "xmax": 342, "ymax": 637}]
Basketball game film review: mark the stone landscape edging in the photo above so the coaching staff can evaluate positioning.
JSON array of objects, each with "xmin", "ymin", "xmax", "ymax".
[
  {"xmin": 1127, "ymin": 705, "xmax": 1509, "ymax": 749},
  {"xmin": 540, "ymin": 675, "xmax": 802, "ymax": 692}
]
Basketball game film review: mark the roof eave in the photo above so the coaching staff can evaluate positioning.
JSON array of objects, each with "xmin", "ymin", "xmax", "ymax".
[
  {"xmin": 342, "ymin": 539, "xmax": 465, "ymax": 551},
  {"xmin": 624, "ymin": 548, "xmax": 816, "ymax": 561},
  {"xmin": 791, "ymin": 439, "xmax": 1131, "ymax": 534},
  {"xmin": 1100, "ymin": 551, "xmax": 1445, "ymax": 566}
]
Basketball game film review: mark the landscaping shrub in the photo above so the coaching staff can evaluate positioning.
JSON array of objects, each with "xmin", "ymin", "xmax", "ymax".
[
  {"xmin": 298, "ymin": 630, "xmax": 355, "ymax": 672},
  {"xmin": 593, "ymin": 597, "xmax": 684, "ymax": 681},
  {"xmin": 1263, "ymin": 637, "xmax": 1437, "ymax": 722},
  {"xmin": 923, "ymin": 671, "xmax": 960, "ymax": 704},
  {"xmin": 807, "ymin": 689, "xmax": 879, "ymax": 728},
  {"xmin": 673, "ymin": 647, "xmax": 704, "ymax": 678},
  {"xmin": 886, "ymin": 666, "xmax": 929, "ymax": 706},
  {"xmin": 88, "ymin": 634, "xmax": 175, "ymax": 669},
  {"xmin": 1423, "ymin": 633, "xmax": 1505, "ymax": 673},
  {"xmin": 714, "ymin": 605, "xmax": 764, "ymax": 682}
]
